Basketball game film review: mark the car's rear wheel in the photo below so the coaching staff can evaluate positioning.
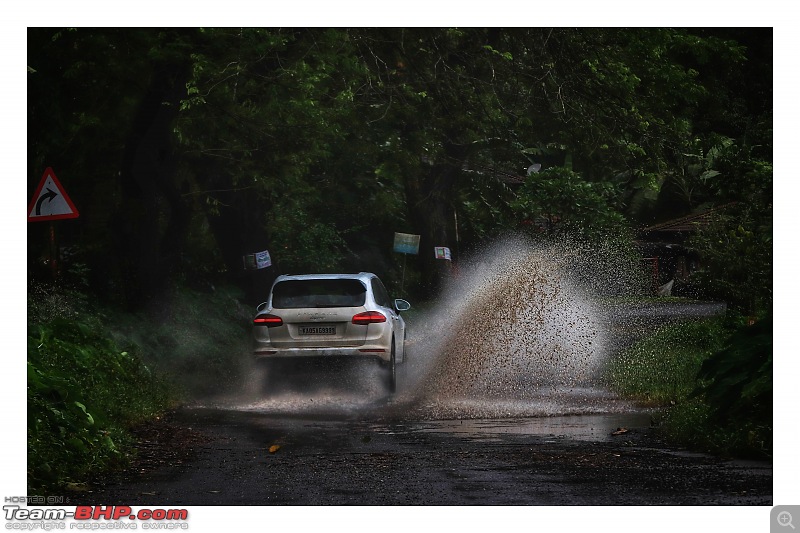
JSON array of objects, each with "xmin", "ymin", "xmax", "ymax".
[
  {"xmin": 385, "ymin": 339, "xmax": 397, "ymax": 394},
  {"xmin": 258, "ymin": 359, "xmax": 285, "ymax": 396}
]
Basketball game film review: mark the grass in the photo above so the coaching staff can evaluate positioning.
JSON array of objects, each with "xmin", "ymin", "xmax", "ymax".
[
  {"xmin": 603, "ymin": 315, "xmax": 772, "ymax": 459},
  {"xmin": 604, "ymin": 319, "xmax": 728, "ymax": 405}
]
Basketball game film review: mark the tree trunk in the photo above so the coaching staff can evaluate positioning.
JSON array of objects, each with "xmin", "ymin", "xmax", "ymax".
[
  {"xmin": 403, "ymin": 144, "xmax": 464, "ymax": 295},
  {"xmin": 115, "ymin": 61, "xmax": 191, "ymax": 311}
]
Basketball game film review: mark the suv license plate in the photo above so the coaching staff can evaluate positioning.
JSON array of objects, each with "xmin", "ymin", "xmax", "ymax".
[{"xmin": 299, "ymin": 326, "xmax": 336, "ymax": 335}]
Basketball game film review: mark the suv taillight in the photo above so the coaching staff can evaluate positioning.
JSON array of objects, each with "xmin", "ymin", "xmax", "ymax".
[
  {"xmin": 352, "ymin": 311, "xmax": 387, "ymax": 325},
  {"xmin": 254, "ymin": 314, "xmax": 283, "ymax": 327}
]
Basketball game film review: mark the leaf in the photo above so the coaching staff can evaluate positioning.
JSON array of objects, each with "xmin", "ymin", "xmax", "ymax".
[
  {"xmin": 269, "ymin": 444, "xmax": 281, "ymax": 454},
  {"xmin": 102, "ymin": 435, "xmax": 117, "ymax": 452},
  {"xmin": 67, "ymin": 437, "xmax": 88, "ymax": 453},
  {"xmin": 65, "ymin": 482, "xmax": 90, "ymax": 492},
  {"xmin": 74, "ymin": 401, "xmax": 95, "ymax": 426}
]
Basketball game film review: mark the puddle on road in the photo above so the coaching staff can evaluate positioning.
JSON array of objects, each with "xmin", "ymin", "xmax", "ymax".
[
  {"xmin": 401, "ymin": 386, "xmax": 640, "ymax": 420},
  {"xmin": 408, "ymin": 412, "xmax": 654, "ymax": 442},
  {"xmin": 194, "ymin": 390, "xmax": 652, "ymax": 443},
  {"xmin": 197, "ymin": 381, "xmax": 654, "ymax": 443}
]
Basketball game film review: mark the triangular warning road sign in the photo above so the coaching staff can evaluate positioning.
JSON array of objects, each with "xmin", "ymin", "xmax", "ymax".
[{"xmin": 27, "ymin": 167, "xmax": 80, "ymax": 222}]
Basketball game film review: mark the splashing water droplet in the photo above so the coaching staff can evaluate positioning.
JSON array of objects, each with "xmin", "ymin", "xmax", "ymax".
[{"xmin": 401, "ymin": 236, "xmax": 632, "ymax": 419}]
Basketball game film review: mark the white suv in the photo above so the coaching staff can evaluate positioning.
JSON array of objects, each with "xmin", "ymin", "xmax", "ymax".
[{"xmin": 253, "ymin": 272, "xmax": 411, "ymax": 393}]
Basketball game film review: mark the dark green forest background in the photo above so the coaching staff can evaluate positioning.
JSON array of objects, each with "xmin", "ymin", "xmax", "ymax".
[
  {"xmin": 27, "ymin": 28, "xmax": 771, "ymax": 312},
  {"xmin": 24, "ymin": 28, "xmax": 774, "ymax": 492}
]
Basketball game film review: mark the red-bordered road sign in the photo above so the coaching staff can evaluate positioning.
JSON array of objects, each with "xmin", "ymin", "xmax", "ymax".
[{"xmin": 27, "ymin": 167, "xmax": 80, "ymax": 222}]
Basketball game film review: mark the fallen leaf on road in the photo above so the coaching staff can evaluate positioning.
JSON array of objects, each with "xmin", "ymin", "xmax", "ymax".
[
  {"xmin": 269, "ymin": 445, "xmax": 281, "ymax": 454},
  {"xmin": 611, "ymin": 427, "xmax": 629, "ymax": 436}
]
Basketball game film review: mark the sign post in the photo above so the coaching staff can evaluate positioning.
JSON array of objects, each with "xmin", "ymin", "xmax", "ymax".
[
  {"xmin": 393, "ymin": 232, "xmax": 420, "ymax": 295},
  {"xmin": 434, "ymin": 246, "xmax": 451, "ymax": 261},
  {"xmin": 27, "ymin": 168, "xmax": 80, "ymax": 279},
  {"xmin": 27, "ymin": 168, "xmax": 80, "ymax": 222},
  {"xmin": 242, "ymin": 249, "xmax": 272, "ymax": 271}
]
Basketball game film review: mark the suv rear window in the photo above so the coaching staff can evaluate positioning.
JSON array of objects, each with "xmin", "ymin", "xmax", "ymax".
[{"xmin": 271, "ymin": 279, "xmax": 367, "ymax": 309}]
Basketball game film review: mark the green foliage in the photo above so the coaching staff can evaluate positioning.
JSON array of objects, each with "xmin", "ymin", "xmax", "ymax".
[
  {"xmin": 689, "ymin": 216, "xmax": 772, "ymax": 315},
  {"xmin": 27, "ymin": 28, "xmax": 771, "ymax": 302},
  {"xmin": 27, "ymin": 281, "xmax": 253, "ymax": 494},
  {"xmin": 686, "ymin": 149, "xmax": 772, "ymax": 315},
  {"xmin": 694, "ymin": 317, "xmax": 772, "ymax": 426},
  {"xmin": 659, "ymin": 397, "xmax": 771, "ymax": 459},
  {"xmin": 660, "ymin": 315, "xmax": 772, "ymax": 458},
  {"xmin": 605, "ymin": 315, "xmax": 772, "ymax": 458},
  {"xmin": 28, "ymin": 313, "xmax": 172, "ymax": 494},
  {"xmin": 268, "ymin": 205, "xmax": 348, "ymax": 273},
  {"xmin": 513, "ymin": 167, "xmax": 627, "ymax": 241},
  {"xmin": 605, "ymin": 318, "xmax": 728, "ymax": 404}
]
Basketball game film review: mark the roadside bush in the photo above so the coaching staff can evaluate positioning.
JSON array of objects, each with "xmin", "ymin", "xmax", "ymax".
[
  {"xmin": 28, "ymin": 315, "xmax": 172, "ymax": 494},
  {"xmin": 688, "ymin": 316, "xmax": 772, "ymax": 457},
  {"xmin": 27, "ymin": 280, "xmax": 251, "ymax": 494},
  {"xmin": 605, "ymin": 315, "xmax": 772, "ymax": 458}
]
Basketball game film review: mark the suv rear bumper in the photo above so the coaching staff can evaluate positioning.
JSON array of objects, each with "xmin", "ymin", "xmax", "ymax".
[{"xmin": 254, "ymin": 346, "xmax": 391, "ymax": 363}]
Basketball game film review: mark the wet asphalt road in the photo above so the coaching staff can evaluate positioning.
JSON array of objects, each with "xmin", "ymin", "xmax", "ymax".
[
  {"xmin": 79, "ymin": 403, "xmax": 772, "ymax": 506},
  {"xmin": 73, "ymin": 300, "xmax": 772, "ymax": 506}
]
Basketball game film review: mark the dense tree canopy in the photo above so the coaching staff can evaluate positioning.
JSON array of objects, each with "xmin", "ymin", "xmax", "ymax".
[{"xmin": 27, "ymin": 27, "xmax": 772, "ymax": 312}]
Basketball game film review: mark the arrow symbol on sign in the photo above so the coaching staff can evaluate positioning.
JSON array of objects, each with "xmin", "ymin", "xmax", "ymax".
[{"xmin": 35, "ymin": 187, "xmax": 58, "ymax": 216}]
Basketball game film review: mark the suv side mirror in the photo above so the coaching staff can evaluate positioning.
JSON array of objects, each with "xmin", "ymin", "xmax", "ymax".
[{"xmin": 394, "ymin": 299, "xmax": 411, "ymax": 313}]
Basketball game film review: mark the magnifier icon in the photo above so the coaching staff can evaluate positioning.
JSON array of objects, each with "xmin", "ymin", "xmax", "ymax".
[{"xmin": 778, "ymin": 511, "xmax": 796, "ymax": 530}]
